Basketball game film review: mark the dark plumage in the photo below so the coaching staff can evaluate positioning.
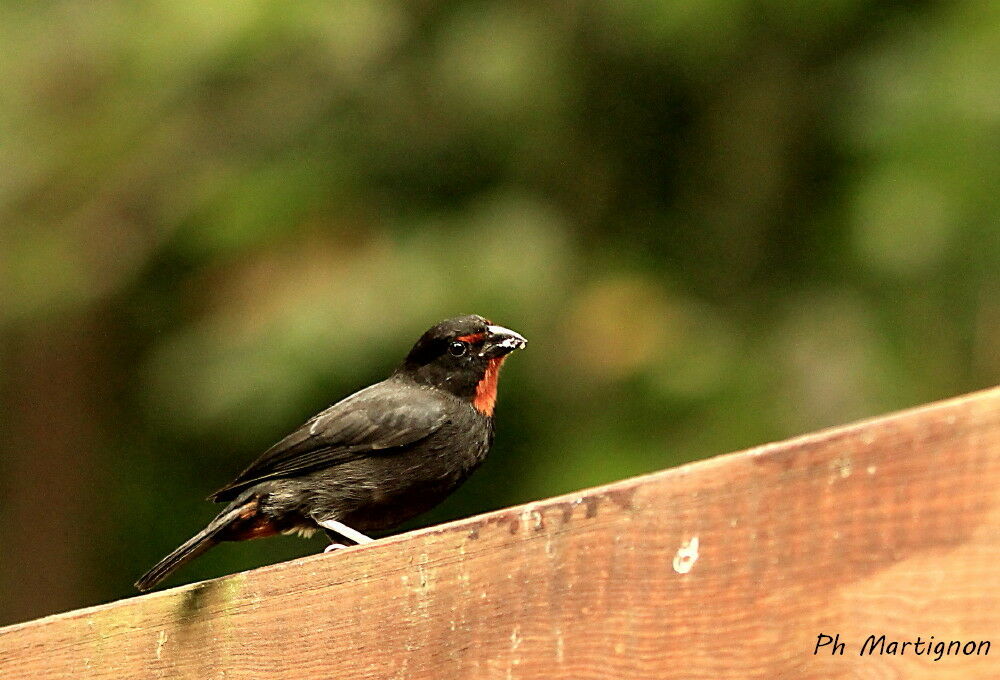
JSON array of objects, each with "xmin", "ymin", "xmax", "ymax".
[{"xmin": 135, "ymin": 315, "xmax": 526, "ymax": 591}]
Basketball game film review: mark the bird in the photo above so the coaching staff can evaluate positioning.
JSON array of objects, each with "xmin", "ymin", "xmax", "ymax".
[{"xmin": 135, "ymin": 314, "xmax": 526, "ymax": 591}]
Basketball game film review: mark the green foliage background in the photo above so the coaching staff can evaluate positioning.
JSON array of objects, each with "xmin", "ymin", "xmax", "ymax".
[{"xmin": 1, "ymin": 0, "xmax": 997, "ymax": 624}]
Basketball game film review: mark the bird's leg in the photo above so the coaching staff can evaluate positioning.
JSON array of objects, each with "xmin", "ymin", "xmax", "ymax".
[
  {"xmin": 321, "ymin": 528, "xmax": 349, "ymax": 552},
  {"xmin": 319, "ymin": 527, "xmax": 348, "ymax": 552},
  {"xmin": 316, "ymin": 518, "xmax": 375, "ymax": 546}
]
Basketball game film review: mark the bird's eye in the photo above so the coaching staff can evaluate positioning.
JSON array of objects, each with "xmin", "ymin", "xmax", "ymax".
[{"xmin": 448, "ymin": 341, "xmax": 468, "ymax": 357}]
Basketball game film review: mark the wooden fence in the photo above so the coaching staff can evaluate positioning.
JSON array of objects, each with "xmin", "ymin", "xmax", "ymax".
[{"xmin": 1, "ymin": 387, "xmax": 998, "ymax": 678}]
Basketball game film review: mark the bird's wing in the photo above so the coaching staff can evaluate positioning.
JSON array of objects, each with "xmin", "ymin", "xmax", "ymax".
[{"xmin": 209, "ymin": 380, "xmax": 447, "ymax": 502}]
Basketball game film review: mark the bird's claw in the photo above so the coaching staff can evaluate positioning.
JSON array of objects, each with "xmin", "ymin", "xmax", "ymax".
[{"xmin": 324, "ymin": 543, "xmax": 349, "ymax": 553}]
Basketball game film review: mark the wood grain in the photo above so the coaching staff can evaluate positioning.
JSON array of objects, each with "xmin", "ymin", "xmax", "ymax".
[{"xmin": 2, "ymin": 387, "xmax": 998, "ymax": 679}]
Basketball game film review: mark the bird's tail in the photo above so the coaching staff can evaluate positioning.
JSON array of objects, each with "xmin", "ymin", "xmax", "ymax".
[{"xmin": 134, "ymin": 500, "xmax": 255, "ymax": 592}]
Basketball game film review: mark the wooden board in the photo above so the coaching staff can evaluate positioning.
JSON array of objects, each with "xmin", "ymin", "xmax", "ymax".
[{"xmin": 2, "ymin": 387, "xmax": 998, "ymax": 679}]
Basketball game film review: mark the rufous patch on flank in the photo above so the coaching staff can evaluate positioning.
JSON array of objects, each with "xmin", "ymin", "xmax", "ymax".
[
  {"xmin": 238, "ymin": 500, "xmax": 258, "ymax": 519},
  {"xmin": 233, "ymin": 516, "xmax": 281, "ymax": 540},
  {"xmin": 229, "ymin": 498, "xmax": 280, "ymax": 540}
]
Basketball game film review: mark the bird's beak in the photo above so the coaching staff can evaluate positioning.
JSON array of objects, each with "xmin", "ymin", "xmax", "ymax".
[{"xmin": 480, "ymin": 325, "xmax": 527, "ymax": 358}]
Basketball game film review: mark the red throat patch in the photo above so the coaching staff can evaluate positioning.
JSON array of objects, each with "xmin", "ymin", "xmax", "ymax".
[{"xmin": 472, "ymin": 357, "xmax": 506, "ymax": 416}]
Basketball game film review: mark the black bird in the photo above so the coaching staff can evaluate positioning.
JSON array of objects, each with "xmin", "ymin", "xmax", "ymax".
[{"xmin": 135, "ymin": 315, "xmax": 526, "ymax": 591}]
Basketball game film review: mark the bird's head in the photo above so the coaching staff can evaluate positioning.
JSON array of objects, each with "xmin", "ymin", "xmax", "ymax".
[{"xmin": 399, "ymin": 314, "xmax": 527, "ymax": 416}]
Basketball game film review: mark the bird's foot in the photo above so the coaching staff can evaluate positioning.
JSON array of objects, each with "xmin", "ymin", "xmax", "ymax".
[{"xmin": 324, "ymin": 543, "xmax": 349, "ymax": 553}]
